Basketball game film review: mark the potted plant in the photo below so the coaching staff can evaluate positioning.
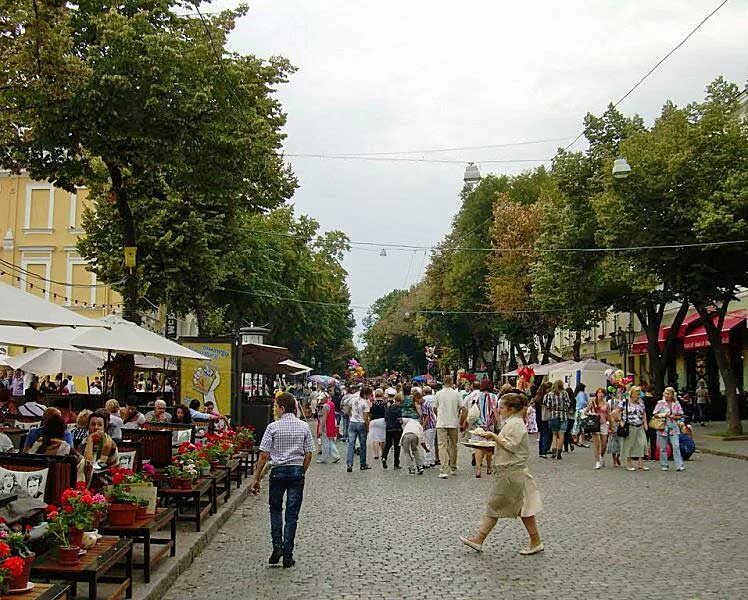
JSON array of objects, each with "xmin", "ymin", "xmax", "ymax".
[
  {"xmin": 136, "ymin": 499, "xmax": 149, "ymax": 520},
  {"xmin": 235, "ymin": 427, "xmax": 256, "ymax": 450},
  {"xmin": 106, "ymin": 486, "xmax": 139, "ymax": 526},
  {"xmin": 59, "ymin": 484, "xmax": 108, "ymax": 548},
  {"xmin": 45, "ymin": 505, "xmax": 80, "ymax": 566},
  {"xmin": 0, "ymin": 521, "xmax": 35, "ymax": 591},
  {"xmin": 0, "ymin": 547, "xmax": 23, "ymax": 594},
  {"xmin": 165, "ymin": 459, "xmax": 198, "ymax": 489}
]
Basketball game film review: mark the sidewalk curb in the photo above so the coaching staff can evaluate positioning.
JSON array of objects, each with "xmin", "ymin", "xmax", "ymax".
[
  {"xmin": 696, "ymin": 448, "xmax": 748, "ymax": 461},
  {"xmin": 136, "ymin": 483, "xmax": 253, "ymax": 600}
]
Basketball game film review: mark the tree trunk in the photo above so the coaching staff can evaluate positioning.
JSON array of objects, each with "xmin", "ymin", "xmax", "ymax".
[
  {"xmin": 528, "ymin": 339, "xmax": 539, "ymax": 365},
  {"xmin": 572, "ymin": 330, "xmax": 582, "ymax": 362},
  {"xmin": 508, "ymin": 344, "xmax": 517, "ymax": 371},
  {"xmin": 539, "ymin": 333, "xmax": 554, "ymax": 364},
  {"xmin": 106, "ymin": 161, "xmax": 137, "ymax": 403},
  {"xmin": 695, "ymin": 301, "xmax": 742, "ymax": 435}
]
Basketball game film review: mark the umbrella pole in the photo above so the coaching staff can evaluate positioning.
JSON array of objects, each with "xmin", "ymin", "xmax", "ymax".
[
  {"xmin": 87, "ymin": 376, "xmax": 90, "ymax": 394},
  {"xmin": 105, "ymin": 349, "xmax": 111, "ymax": 396}
]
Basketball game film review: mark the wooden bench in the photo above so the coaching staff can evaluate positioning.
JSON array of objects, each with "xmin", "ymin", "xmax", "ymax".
[{"xmin": 120, "ymin": 430, "xmax": 172, "ymax": 468}]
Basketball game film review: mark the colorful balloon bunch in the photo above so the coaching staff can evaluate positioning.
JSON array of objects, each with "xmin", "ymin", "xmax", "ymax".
[
  {"xmin": 606, "ymin": 368, "xmax": 633, "ymax": 394},
  {"xmin": 347, "ymin": 358, "xmax": 365, "ymax": 379}
]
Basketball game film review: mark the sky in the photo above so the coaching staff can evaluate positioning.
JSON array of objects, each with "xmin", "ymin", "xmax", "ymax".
[{"xmin": 214, "ymin": 0, "xmax": 747, "ymax": 341}]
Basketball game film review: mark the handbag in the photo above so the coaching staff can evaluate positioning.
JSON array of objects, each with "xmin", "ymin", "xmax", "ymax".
[
  {"xmin": 466, "ymin": 402, "xmax": 481, "ymax": 425},
  {"xmin": 617, "ymin": 401, "xmax": 630, "ymax": 438},
  {"xmin": 649, "ymin": 415, "xmax": 666, "ymax": 431},
  {"xmin": 583, "ymin": 413, "xmax": 600, "ymax": 433}
]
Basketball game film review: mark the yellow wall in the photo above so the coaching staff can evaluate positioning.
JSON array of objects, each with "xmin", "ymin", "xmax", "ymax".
[{"xmin": 0, "ymin": 172, "xmax": 120, "ymax": 315}]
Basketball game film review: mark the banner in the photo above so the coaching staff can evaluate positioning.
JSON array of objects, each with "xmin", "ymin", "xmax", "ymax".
[{"xmin": 180, "ymin": 341, "xmax": 232, "ymax": 415}]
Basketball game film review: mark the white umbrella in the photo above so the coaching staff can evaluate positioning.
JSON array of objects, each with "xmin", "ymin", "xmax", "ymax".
[
  {"xmin": 0, "ymin": 325, "xmax": 79, "ymax": 351},
  {"xmin": 7, "ymin": 347, "xmax": 104, "ymax": 376},
  {"xmin": 37, "ymin": 314, "xmax": 208, "ymax": 360},
  {"xmin": 0, "ymin": 281, "xmax": 107, "ymax": 328},
  {"xmin": 135, "ymin": 354, "xmax": 177, "ymax": 370}
]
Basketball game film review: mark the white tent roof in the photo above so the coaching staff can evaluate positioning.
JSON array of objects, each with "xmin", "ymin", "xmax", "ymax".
[
  {"xmin": 0, "ymin": 281, "xmax": 107, "ymax": 328},
  {"xmin": 569, "ymin": 358, "xmax": 612, "ymax": 372},
  {"xmin": 36, "ymin": 315, "xmax": 209, "ymax": 360},
  {"xmin": 278, "ymin": 359, "xmax": 313, "ymax": 374},
  {"xmin": 0, "ymin": 325, "xmax": 79, "ymax": 351},
  {"xmin": 7, "ymin": 347, "xmax": 104, "ymax": 376}
]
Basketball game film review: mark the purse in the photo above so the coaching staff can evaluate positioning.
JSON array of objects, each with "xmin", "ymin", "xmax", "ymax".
[
  {"xmin": 467, "ymin": 402, "xmax": 481, "ymax": 425},
  {"xmin": 583, "ymin": 413, "xmax": 600, "ymax": 433},
  {"xmin": 649, "ymin": 415, "xmax": 666, "ymax": 431},
  {"xmin": 617, "ymin": 401, "xmax": 630, "ymax": 438}
]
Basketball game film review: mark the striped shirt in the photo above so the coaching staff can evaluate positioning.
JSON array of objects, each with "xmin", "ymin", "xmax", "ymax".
[
  {"xmin": 543, "ymin": 392, "xmax": 570, "ymax": 420},
  {"xmin": 259, "ymin": 413, "xmax": 315, "ymax": 467}
]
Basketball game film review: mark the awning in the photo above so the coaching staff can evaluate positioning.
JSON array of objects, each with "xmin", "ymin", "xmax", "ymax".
[
  {"xmin": 682, "ymin": 309, "xmax": 748, "ymax": 351},
  {"xmin": 278, "ymin": 359, "xmax": 312, "ymax": 374},
  {"xmin": 632, "ymin": 330, "xmax": 665, "ymax": 355},
  {"xmin": 241, "ymin": 343, "xmax": 293, "ymax": 375}
]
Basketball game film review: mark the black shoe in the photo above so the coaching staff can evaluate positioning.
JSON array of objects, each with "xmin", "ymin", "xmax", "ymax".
[
  {"xmin": 382, "ymin": 460, "xmax": 388, "ymax": 469},
  {"xmin": 346, "ymin": 466, "xmax": 352, "ymax": 472},
  {"xmin": 282, "ymin": 557, "xmax": 295, "ymax": 569},
  {"xmin": 269, "ymin": 547, "xmax": 283, "ymax": 565},
  {"xmin": 540, "ymin": 454, "xmax": 548, "ymax": 459},
  {"xmin": 394, "ymin": 464, "xmax": 402, "ymax": 470},
  {"xmin": 471, "ymin": 455, "xmax": 476, "ymax": 466},
  {"xmin": 556, "ymin": 451, "xmax": 562, "ymax": 460},
  {"xmin": 360, "ymin": 464, "xmax": 371, "ymax": 470},
  {"xmin": 417, "ymin": 468, "xmax": 424, "ymax": 475}
]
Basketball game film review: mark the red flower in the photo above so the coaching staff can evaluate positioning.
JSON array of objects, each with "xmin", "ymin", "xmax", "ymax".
[
  {"xmin": 24, "ymin": 525, "xmax": 32, "ymax": 532},
  {"xmin": 0, "ymin": 542, "xmax": 10, "ymax": 559},
  {"xmin": 112, "ymin": 473, "xmax": 124, "ymax": 485},
  {"xmin": 75, "ymin": 481, "xmax": 88, "ymax": 491},
  {"xmin": 81, "ymin": 494, "xmax": 93, "ymax": 505},
  {"xmin": 2, "ymin": 556, "xmax": 25, "ymax": 578},
  {"xmin": 47, "ymin": 511, "xmax": 59, "ymax": 520},
  {"xmin": 0, "ymin": 517, "xmax": 5, "ymax": 525},
  {"xmin": 46, "ymin": 504, "xmax": 57, "ymax": 514},
  {"xmin": 63, "ymin": 505, "xmax": 74, "ymax": 513}
]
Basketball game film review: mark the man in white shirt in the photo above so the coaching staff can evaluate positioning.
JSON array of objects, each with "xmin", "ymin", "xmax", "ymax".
[
  {"xmin": 400, "ymin": 418, "xmax": 428, "ymax": 474},
  {"xmin": 65, "ymin": 375, "xmax": 77, "ymax": 394},
  {"xmin": 433, "ymin": 375, "xmax": 464, "ymax": 479},
  {"xmin": 346, "ymin": 386, "xmax": 371, "ymax": 472}
]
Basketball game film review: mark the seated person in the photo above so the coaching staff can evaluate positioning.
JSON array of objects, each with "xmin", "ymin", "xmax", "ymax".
[
  {"xmin": 105, "ymin": 399, "xmax": 124, "ymax": 440},
  {"xmin": 23, "ymin": 407, "xmax": 75, "ymax": 451},
  {"xmin": 18, "ymin": 379, "xmax": 46, "ymax": 417},
  {"xmin": 189, "ymin": 399, "xmax": 218, "ymax": 421},
  {"xmin": 173, "ymin": 404, "xmax": 193, "ymax": 425},
  {"xmin": 144, "ymin": 399, "xmax": 172, "ymax": 423},
  {"xmin": 28, "ymin": 413, "xmax": 76, "ymax": 456},
  {"xmin": 203, "ymin": 400, "xmax": 230, "ymax": 430},
  {"xmin": 0, "ymin": 432, "xmax": 14, "ymax": 452},
  {"xmin": 122, "ymin": 400, "xmax": 146, "ymax": 429},
  {"xmin": 81, "ymin": 409, "xmax": 119, "ymax": 483},
  {"xmin": 70, "ymin": 409, "xmax": 92, "ymax": 449},
  {"xmin": 0, "ymin": 387, "xmax": 18, "ymax": 418}
]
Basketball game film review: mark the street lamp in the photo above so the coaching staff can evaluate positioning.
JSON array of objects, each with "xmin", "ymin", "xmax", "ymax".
[
  {"xmin": 464, "ymin": 162, "xmax": 481, "ymax": 186},
  {"xmin": 612, "ymin": 157, "xmax": 631, "ymax": 179},
  {"xmin": 615, "ymin": 323, "xmax": 636, "ymax": 374}
]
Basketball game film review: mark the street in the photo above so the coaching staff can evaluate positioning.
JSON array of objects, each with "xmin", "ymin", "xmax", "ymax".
[{"xmin": 164, "ymin": 441, "xmax": 748, "ymax": 600}]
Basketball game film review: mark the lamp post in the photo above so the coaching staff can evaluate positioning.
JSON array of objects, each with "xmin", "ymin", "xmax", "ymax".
[
  {"xmin": 464, "ymin": 162, "xmax": 481, "ymax": 187},
  {"xmin": 612, "ymin": 157, "xmax": 631, "ymax": 179},
  {"xmin": 615, "ymin": 324, "xmax": 636, "ymax": 375}
]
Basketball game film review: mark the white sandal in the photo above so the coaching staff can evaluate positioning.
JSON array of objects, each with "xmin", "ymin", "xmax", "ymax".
[
  {"xmin": 519, "ymin": 543, "xmax": 544, "ymax": 555},
  {"xmin": 459, "ymin": 536, "xmax": 483, "ymax": 553}
]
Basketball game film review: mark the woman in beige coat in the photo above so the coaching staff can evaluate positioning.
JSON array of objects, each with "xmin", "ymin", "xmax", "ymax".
[{"xmin": 460, "ymin": 391, "xmax": 544, "ymax": 555}]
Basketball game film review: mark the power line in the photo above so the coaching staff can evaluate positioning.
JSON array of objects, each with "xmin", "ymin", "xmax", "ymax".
[
  {"xmin": 560, "ymin": 0, "xmax": 730, "ymax": 153},
  {"xmin": 283, "ymin": 154, "xmax": 550, "ymax": 165},
  {"xmin": 0, "ymin": 258, "xmax": 121, "ymax": 288}
]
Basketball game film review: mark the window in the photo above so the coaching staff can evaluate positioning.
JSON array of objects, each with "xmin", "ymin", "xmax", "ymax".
[
  {"xmin": 24, "ymin": 184, "xmax": 54, "ymax": 231},
  {"xmin": 20, "ymin": 251, "xmax": 51, "ymax": 299},
  {"xmin": 66, "ymin": 254, "xmax": 96, "ymax": 307},
  {"xmin": 68, "ymin": 188, "xmax": 87, "ymax": 231}
]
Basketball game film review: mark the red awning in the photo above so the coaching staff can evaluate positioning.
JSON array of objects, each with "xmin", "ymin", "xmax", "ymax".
[
  {"xmin": 631, "ymin": 331, "xmax": 664, "ymax": 355},
  {"xmin": 682, "ymin": 309, "xmax": 748, "ymax": 351}
]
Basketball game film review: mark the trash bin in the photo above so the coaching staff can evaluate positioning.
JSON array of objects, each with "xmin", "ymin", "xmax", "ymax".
[{"xmin": 240, "ymin": 397, "xmax": 274, "ymax": 441}]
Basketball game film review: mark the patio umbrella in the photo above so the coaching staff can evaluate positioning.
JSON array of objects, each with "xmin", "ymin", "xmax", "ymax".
[
  {"xmin": 134, "ymin": 355, "xmax": 177, "ymax": 370},
  {"xmin": 36, "ymin": 315, "xmax": 209, "ymax": 360},
  {"xmin": 308, "ymin": 375, "xmax": 339, "ymax": 386},
  {"xmin": 0, "ymin": 281, "xmax": 107, "ymax": 328},
  {"xmin": 0, "ymin": 325, "xmax": 79, "ymax": 351},
  {"xmin": 6, "ymin": 347, "xmax": 105, "ymax": 376}
]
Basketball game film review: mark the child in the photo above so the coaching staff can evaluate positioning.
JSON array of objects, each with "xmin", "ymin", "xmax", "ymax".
[{"xmin": 525, "ymin": 404, "xmax": 538, "ymax": 435}]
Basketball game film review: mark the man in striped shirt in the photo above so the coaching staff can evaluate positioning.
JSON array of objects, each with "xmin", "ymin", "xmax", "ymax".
[{"xmin": 251, "ymin": 393, "xmax": 315, "ymax": 569}]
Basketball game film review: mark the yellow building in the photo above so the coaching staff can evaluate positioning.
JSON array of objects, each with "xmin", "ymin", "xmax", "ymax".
[{"xmin": 0, "ymin": 171, "xmax": 120, "ymax": 317}]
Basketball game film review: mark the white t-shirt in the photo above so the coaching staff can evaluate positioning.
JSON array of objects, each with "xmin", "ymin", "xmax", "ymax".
[
  {"xmin": 462, "ymin": 390, "xmax": 480, "ymax": 411},
  {"xmin": 349, "ymin": 394, "xmax": 370, "ymax": 423},
  {"xmin": 434, "ymin": 387, "xmax": 462, "ymax": 428},
  {"xmin": 401, "ymin": 419, "xmax": 424, "ymax": 443}
]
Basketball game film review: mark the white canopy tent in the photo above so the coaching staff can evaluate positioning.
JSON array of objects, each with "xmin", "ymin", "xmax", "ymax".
[
  {"xmin": 278, "ymin": 359, "xmax": 313, "ymax": 375},
  {"xmin": 36, "ymin": 315, "xmax": 208, "ymax": 360},
  {"xmin": 548, "ymin": 358, "xmax": 612, "ymax": 391},
  {"xmin": 0, "ymin": 281, "xmax": 107, "ymax": 328},
  {"xmin": 6, "ymin": 347, "xmax": 105, "ymax": 377}
]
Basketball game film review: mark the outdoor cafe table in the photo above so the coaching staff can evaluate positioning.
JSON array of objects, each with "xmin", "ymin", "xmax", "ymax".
[
  {"xmin": 31, "ymin": 536, "xmax": 133, "ymax": 600},
  {"xmin": 214, "ymin": 457, "xmax": 242, "ymax": 494},
  {"xmin": 99, "ymin": 508, "xmax": 177, "ymax": 584},
  {"xmin": 157, "ymin": 478, "xmax": 213, "ymax": 532},
  {"xmin": 1, "ymin": 583, "xmax": 70, "ymax": 600}
]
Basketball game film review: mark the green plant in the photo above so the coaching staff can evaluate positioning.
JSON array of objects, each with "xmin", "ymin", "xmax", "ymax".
[
  {"xmin": 165, "ymin": 459, "xmax": 199, "ymax": 480},
  {"xmin": 108, "ymin": 488, "xmax": 138, "ymax": 505}
]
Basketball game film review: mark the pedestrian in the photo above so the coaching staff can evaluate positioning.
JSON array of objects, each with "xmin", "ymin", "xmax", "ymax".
[
  {"xmin": 347, "ymin": 385, "xmax": 371, "ymax": 472},
  {"xmin": 369, "ymin": 388, "xmax": 387, "ymax": 460},
  {"xmin": 653, "ymin": 387, "xmax": 685, "ymax": 472},
  {"xmin": 563, "ymin": 385, "xmax": 576, "ymax": 453},
  {"xmin": 400, "ymin": 383, "xmax": 419, "ymax": 422},
  {"xmin": 571, "ymin": 383, "xmax": 589, "ymax": 447},
  {"xmin": 434, "ymin": 375, "xmax": 463, "ymax": 479},
  {"xmin": 534, "ymin": 383, "xmax": 551, "ymax": 458},
  {"xmin": 460, "ymin": 391, "xmax": 543, "ymax": 555},
  {"xmin": 316, "ymin": 393, "xmax": 340, "ymax": 464},
  {"xmin": 585, "ymin": 388, "xmax": 609, "ymax": 470},
  {"xmin": 466, "ymin": 379, "xmax": 499, "ymax": 478},
  {"xmin": 251, "ymin": 392, "xmax": 315, "ymax": 569},
  {"xmin": 695, "ymin": 379, "xmax": 709, "ymax": 425},
  {"xmin": 421, "ymin": 385, "xmax": 437, "ymax": 467},
  {"xmin": 542, "ymin": 380, "xmax": 570, "ymax": 461},
  {"xmin": 607, "ymin": 395, "xmax": 622, "ymax": 467},
  {"xmin": 382, "ymin": 392, "xmax": 403, "ymax": 470},
  {"xmin": 642, "ymin": 384, "xmax": 657, "ymax": 460},
  {"xmin": 619, "ymin": 386, "xmax": 649, "ymax": 471},
  {"xmin": 400, "ymin": 418, "xmax": 428, "ymax": 474},
  {"xmin": 339, "ymin": 386, "xmax": 353, "ymax": 442}
]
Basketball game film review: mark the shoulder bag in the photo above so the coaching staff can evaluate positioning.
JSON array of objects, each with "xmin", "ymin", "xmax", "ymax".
[
  {"xmin": 616, "ymin": 401, "xmax": 630, "ymax": 438},
  {"xmin": 583, "ymin": 412, "xmax": 600, "ymax": 433},
  {"xmin": 648, "ymin": 415, "xmax": 667, "ymax": 431}
]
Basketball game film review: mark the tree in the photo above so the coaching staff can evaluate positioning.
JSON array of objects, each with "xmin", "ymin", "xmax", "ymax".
[{"xmin": 1, "ymin": 1, "xmax": 296, "ymax": 397}]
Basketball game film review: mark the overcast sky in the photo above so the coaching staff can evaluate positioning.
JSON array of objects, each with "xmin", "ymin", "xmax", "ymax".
[{"xmin": 217, "ymin": 0, "xmax": 747, "ymax": 341}]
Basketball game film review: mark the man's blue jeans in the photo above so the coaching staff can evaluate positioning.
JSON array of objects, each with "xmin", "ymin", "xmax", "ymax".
[
  {"xmin": 340, "ymin": 414, "xmax": 350, "ymax": 440},
  {"xmin": 268, "ymin": 466, "xmax": 305, "ymax": 559},
  {"xmin": 347, "ymin": 421, "xmax": 367, "ymax": 467}
]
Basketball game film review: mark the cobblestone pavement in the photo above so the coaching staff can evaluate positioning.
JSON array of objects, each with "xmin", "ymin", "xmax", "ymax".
[{"xmin": 164, "ymin": 437, "xmax": 748, "ymax": 600}]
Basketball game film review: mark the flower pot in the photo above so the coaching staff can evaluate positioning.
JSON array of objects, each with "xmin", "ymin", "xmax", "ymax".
[
  {"xmin": 81, "ymin": 531, "xmax": 98, "ymax": 549},
  {"xmin": 136, "ymin": 505, "xmax": 148, "ymax": 519},
  {"xmin": 56, "ymin": 546, "xmax": 81, "ymax": 566},
  {"xmin": 199, "ymin": 465, "xmax": 210, "ymax": 477},
  {"xmin": 169, "ymin": 477, "xmax": 193, "ymax": 490},
  {"xmin": 107, "ymin": 502, "xmax": 138, "ymax": 526},
  {"xmin": 68, "ymin": 528, "xmax": 84, "ymax": 549},
  {"xmin": 7, "ymin": 553, "xmax": 35, "ymax": 590}
]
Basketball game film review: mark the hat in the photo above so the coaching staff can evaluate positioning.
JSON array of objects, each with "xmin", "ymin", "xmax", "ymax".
[
  {"xmin": 385, "ymin": 387, "xmax": 396, "ymax": 396},
  {"xmin": 411, "ymin": 386, "xmax": 422, "ymax": 395}
]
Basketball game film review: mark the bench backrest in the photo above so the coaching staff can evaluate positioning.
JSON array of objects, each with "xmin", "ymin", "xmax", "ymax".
[
  {"xmin": 116, "ymin": 440, "xmax": 143, "ymax": 472},
  {"xmin": 0, "ymin": 453, "xmax": 78, "ymax": 504},
  {"xmin": 120, "ymin": 429, "xmax": 173, "ymax": 468}
]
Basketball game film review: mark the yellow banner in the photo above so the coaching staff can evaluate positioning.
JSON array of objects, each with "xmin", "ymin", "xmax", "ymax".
[{"xmin": 180, "ymin": 341, "xmax": 232, "ymax": 415}]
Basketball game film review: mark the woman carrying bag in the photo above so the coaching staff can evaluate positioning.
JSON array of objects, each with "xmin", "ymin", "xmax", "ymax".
[
  {"xmin": 620, "ymin": 386, "xmax": 649, "ymax": 471},
  {"xmin": 466, "ymin": 379, "xmax": 499, "ymax": 478}
]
